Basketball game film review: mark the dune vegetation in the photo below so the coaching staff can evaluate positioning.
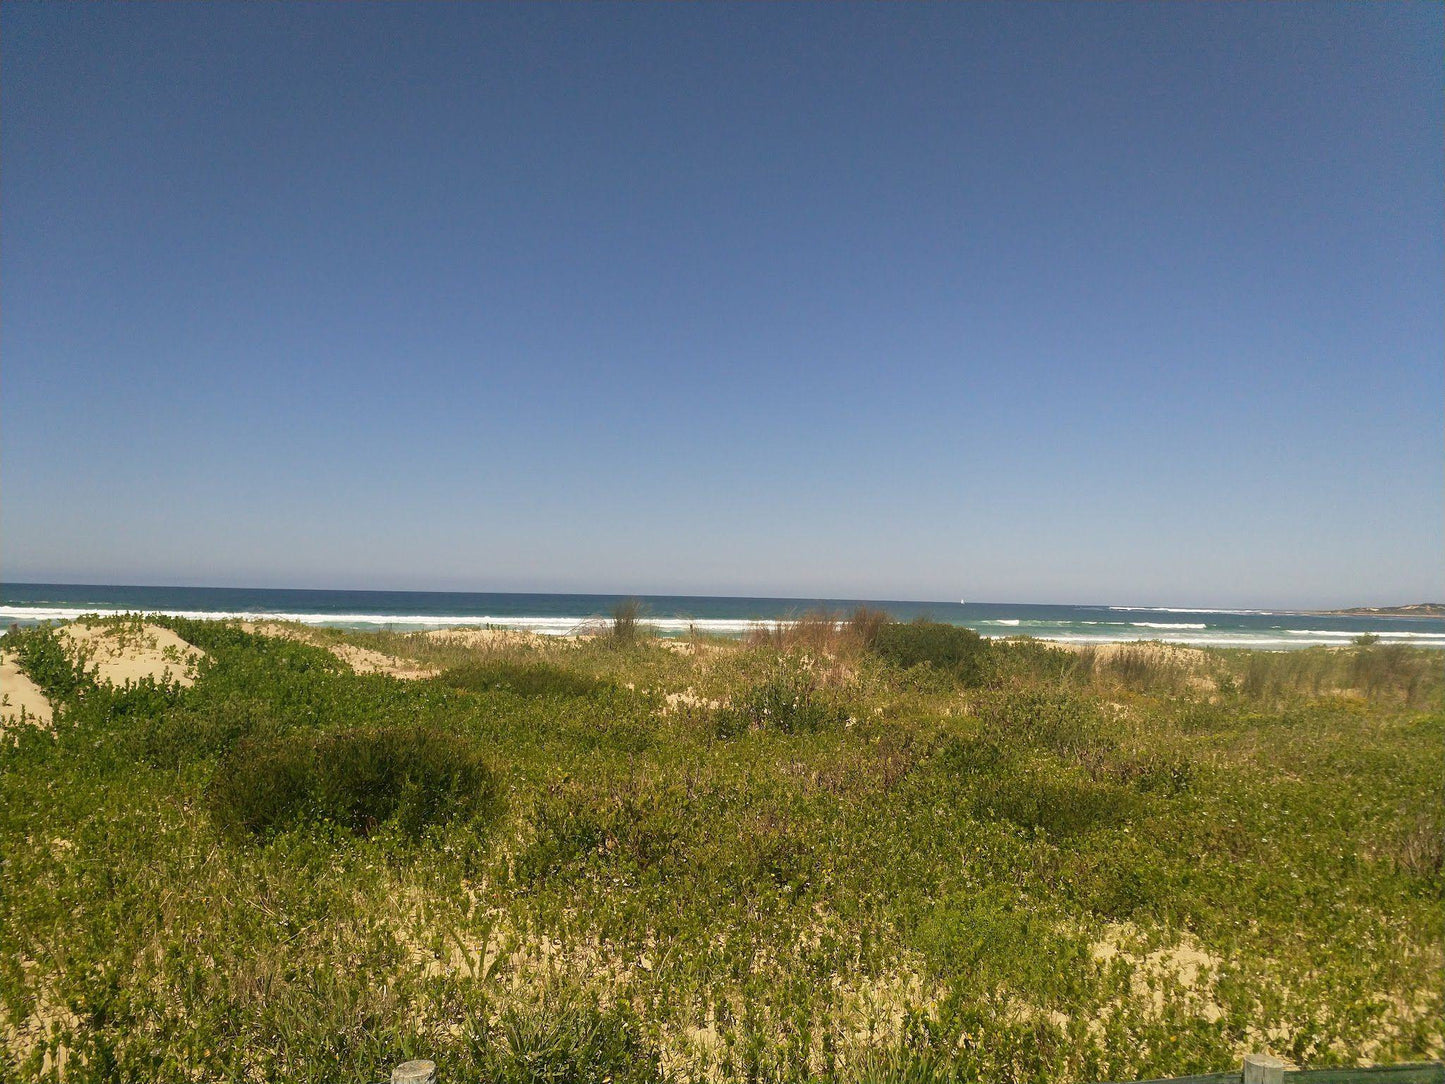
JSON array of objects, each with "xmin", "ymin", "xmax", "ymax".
[{"xmin": 1, "ymin": 612, "xmax": 1440, "ymax": 1083}]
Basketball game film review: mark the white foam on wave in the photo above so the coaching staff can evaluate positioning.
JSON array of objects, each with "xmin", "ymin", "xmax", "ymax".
[
  {"xmin": 4, "ymin": 605, "xmax": 1443, "ymax": 650},
  {"xmin": 1110, "ymin": 606, "xmax": 1280, "ymax": 616},
  {"xmin": 1282, "ymin": 628, "xmax": 1445, "ymax": 640},
  {"xmin": 980, "ymin": 626, "xmax": 1445, "ymax": 648},
  {"xmin": 0, "ymin": 605, "xmax": 766, "ymax": 636},
  {"xmin": 1036, "ymin": 633, "xmax": 1348, "ymax": 648}
]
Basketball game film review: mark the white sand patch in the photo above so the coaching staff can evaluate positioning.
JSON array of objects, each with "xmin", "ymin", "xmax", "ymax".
[
  {"xmin": 0, "ymin": 651, "xmax": 53, "ymax": 731},
  {"xmin": 325, "ymin": 642, "xmax": 438, "ymax": 680},
  {"xmin": 0, "ymin": 957, "xmax": 79, "ymax": 1077},
  {"xmin": 56, "ymin": 622, "xmax": 205, "ymax": 687},
  {"xmin": 1091, "ymin": 923, "xmax": 1224, "ymax": 1021},
  {"xmin": 664, "ymin": 689, "xmax": 721, "ymax": 712},
  {"xmin": 658, "ymin": 639, "xmax": 732, "ymax": 657}
]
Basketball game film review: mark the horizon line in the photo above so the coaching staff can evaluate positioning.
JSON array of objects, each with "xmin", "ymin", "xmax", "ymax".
[{"xmin": 2, "ymin": 579, "xmax": 1433, "ymax": 614}]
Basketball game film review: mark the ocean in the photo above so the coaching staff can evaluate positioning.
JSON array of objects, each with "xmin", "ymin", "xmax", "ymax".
[{"xmin": 3, "ymin": 583, "xmax": 1444, "ymax": 650}]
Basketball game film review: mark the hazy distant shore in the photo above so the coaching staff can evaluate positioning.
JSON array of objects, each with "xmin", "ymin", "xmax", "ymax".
[{"xmin": 1318, "ymin": 603, "xmax": 1445, "ymax": 618}]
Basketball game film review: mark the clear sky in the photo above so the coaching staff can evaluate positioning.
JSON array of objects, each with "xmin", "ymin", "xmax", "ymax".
[{"xmin": 2, "ymin": 3, "xmax": 1440, "ymax": 607}]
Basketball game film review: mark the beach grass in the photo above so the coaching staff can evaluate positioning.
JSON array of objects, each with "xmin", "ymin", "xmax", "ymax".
[{"xmin": 0, "ymin": 619, "xmax": 1440, "ymax": 1082}]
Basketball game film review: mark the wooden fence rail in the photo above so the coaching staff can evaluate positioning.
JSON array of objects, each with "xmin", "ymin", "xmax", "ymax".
[
  {"xmin": 378, "ymin": 1063, "xmax": 1439, "ymax": 1084},
  {"xmin": 383, "ymin": 1055, "xmax": 1444, "ymax": 1084},
  {"xmin": 1095, "ymin": 1054, "xmax": 1445, "ymax": 1084}
]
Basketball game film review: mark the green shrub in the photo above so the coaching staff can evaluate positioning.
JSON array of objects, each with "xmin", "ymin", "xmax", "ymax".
[
  {"xmin": 1105, "ymin": 646, "xmax": 1189, "ymax": 694},
  {"xmin": 1388, "ymin": 813, "xmax": 1444, "ymax": 890},
  {"xmin": 713, "ymin": 657, "xmax": 847, "ymax": 736},
  {"xmin": 913, "ymin": 892, "xmax": 1091, "ymax": 996},
  {"xmin": 971, "ymin": 770, "xmax": 1136, "ymax": 837},
  {"xmin": 467, "ymin": 991, "xmax": 660, "ymax": 1084},
  {"xmin": 515, "ymin": 796, "xmax": 611, "ymax": 882},
  {"xmin": 1112, "ymin": 751, "xmax": 1194, "ymax": 795},
  {"xmin": 730, "ymin": 816, "xmax": 813, "ymax": 890},
  {"xmin": 207, "ymin": 724, "xmax": 503, "ymax": 840},
  {"xmin": 1350, "ymin": 643, "xmax": 1427, "ymax": 701},
  {"xmin": 936, "ymin": 733, "xmax": 1008, "ymax": 776},
  {"xmin": 442, "ymin": 660, "xmax": 607, "ymax": 699},
  {"xmin": 983, "ymin": 638, "xmax": 1092, "ymax": 689},
  {"xmin": 1054, "ymin": 837, "xmax": 1173, "ymax": 920},
  {"xmin": 515, "ymin": 787, "xmax": 685, "ymax": 883},
  {"xmin": 6, "ymin": 614, "xmax": 1443, "ymax": 1081},
  {"xmin": 5, "ymin": 623, "xmax": 90, "ymax": 700},
  {"xmin": 972, "ymin": 689, "xmax": 1102, "ymax": 758},
  {"xmin": 846, "ymin": 606, "xmax": 891, "ymax": 648},
  {"xmin": 1225, "ymin": 643, "xmax": 1443, "ymax": 707},
  {"xmin": 872, "ymin": 620, "xmax": 989, "ymax": 685}
]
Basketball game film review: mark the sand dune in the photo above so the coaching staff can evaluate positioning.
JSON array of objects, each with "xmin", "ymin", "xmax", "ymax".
[
  {"xmin": 57, "ymin": 622, "xmax": 206, "ymax": 687},
  {"xmin": 241, "ymin": 622, "xmax": 439, "ymax": 679},
  {"xmin": 423, "ymin": 627, "xmax": 547, "ymax": 649},
  {"xmin": 0, "ymin": 651, "xmax": 53, "ymax": 730}
]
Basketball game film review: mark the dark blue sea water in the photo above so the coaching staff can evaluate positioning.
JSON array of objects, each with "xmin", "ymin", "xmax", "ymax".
[{"xmin": 3, "ymin": 583, "xmax": 1444, "ymax": 649}]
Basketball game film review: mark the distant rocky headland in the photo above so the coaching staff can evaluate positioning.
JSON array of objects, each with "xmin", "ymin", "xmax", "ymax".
[{"xmin": 1324, "ymin": 603, "xmax": 1445, "ymax": 618}]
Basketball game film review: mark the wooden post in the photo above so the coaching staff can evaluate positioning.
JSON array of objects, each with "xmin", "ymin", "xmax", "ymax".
[
  {"xmin": 1242, "ymin": 1053, "xmax": 1285, "ymax": 1084},
  {"xmin": 391, "ymin": 1060, "xmax": 436, "ymax": 1084}
]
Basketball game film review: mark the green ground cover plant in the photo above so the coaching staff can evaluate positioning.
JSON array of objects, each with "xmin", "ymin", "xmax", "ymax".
[
  {"xmin": 870, "ymin": 620, "xmax": 990, "ymax": 685},
  {"xmin": 0, "ymin": 620, "xmax": 1440, "ymax": 1083},
  {"xmin": 441, "ymin": 659, "xmax": 611, "ymax": 699},
  {"xmin": 208, "ymin": 724, "xmax": 503, "ymax": 840},
  {"xmin": 712, "ymin": 655, "xmax": 849, "ymax": 736}
]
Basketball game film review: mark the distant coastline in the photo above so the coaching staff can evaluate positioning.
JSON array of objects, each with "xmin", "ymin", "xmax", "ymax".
[
  {"xmin": 1321, "ymin": 603, "xmax": 1445, "ymax": 618},
  {"xmin": 5, "ymin": 584, "xmax": 1445, "ymax": 648}
]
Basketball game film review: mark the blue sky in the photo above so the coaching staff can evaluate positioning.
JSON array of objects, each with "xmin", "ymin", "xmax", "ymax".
[{"xmin": 2, "ymin": 3, "xmax": 1440, "ymax": 607}]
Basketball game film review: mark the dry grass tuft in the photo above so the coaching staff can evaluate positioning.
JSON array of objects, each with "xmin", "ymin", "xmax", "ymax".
[{"xmin": 745, "ymin": 607, "xmax": 891, "ymax": 658}]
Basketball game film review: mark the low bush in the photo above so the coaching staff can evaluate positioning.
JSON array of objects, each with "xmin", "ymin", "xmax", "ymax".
[
  {"xmin": 983, "ymin": 638, "xmax": 1091, "ymax": 689},
  {"xmin": 729, "ymin": 813, "xmax": 814, "ymax": 890},
  {"xmin": 207, "ymin": 724, "xmax": 503, "ymax": 840},
  {"xmin": 971, "ymin": 769, "xmax": 1137, "ymax": 838},
  {"xmin": 1056, "ymin": 839, "xmax": 1173, "ymax": 920},
  {"xmin": 846, "ymin": 605, "xmax": 891, "ymax": 648},
  {"xmin": 515, "ymin": 794, "xmax": 611, "ymax": 882},
  {"xmin": 467, "ymin": 990, "xmax": 660, "ymax": 1084},
  {"xmin": 712, "ymin": 657, "xmax": 848, "ymax": 736},
  {"xmin": 936, "ymin": 733, "xmax": 1009, "ymax": 776},
  {"xmin": 913, "ymin": 891, "xmax": 1091, "ymax": 996},
  {"xmin": 972, "ymin": 689, "xmax": 1102, "ymax": 758},
  {"xmin": 1350, "ymin": 643, "xmax": 1435, "ymax": 702},
  {"xmin": 871, "ymin": 620, "xmax": 989, "ymax": 685},
  {"xmin": 1104, "ymin": 646, "xmax": 1191, "ymax": 694},
  {"xmin": 442, "ymin": 660, "xmax": 607, "ymax": 699},
  {"xmin": 7, "ymin": 616, "xmax": 1443, "ymax": 1080},
  {"xmin": 4, "ymin": 623, "xmax": 90, "ymax": 700},
  {"xmin": 1226, "ymin": 643, "xmax": 1444, "ymax": 707},
  {"xmin": 1104, "ymin": 750, "xmax": 1195, "ymax": 795},
  {"xmin": 1388, "ymin": 813, "xmax": 1444, "ymax": 889},
  {"xmin": 515, "ymin": 785, "xmax": 685, "ymax": 883}
]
